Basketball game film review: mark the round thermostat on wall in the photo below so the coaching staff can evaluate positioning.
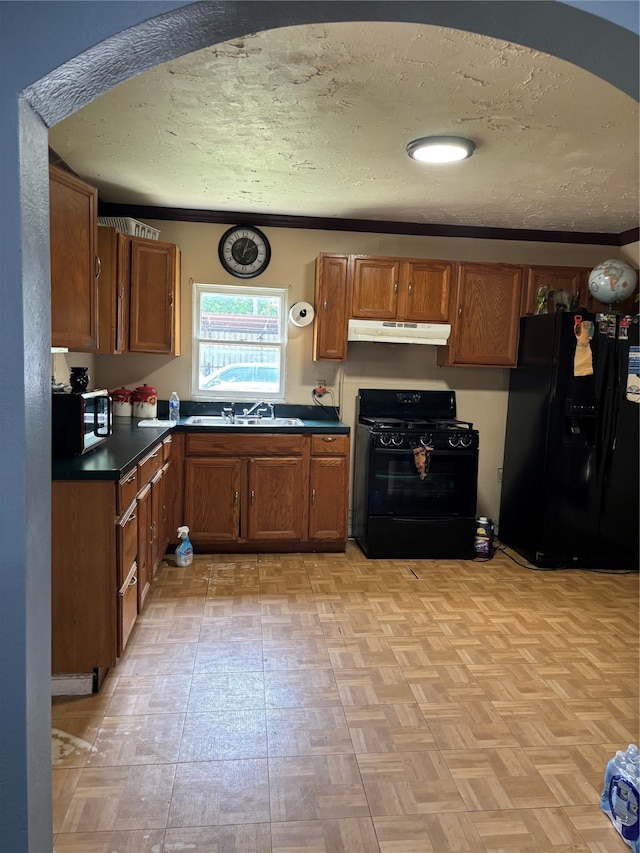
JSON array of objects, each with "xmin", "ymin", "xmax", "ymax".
[{"xmin": 289, "ymin": 301, "xmax": 315, "ymax": 327}]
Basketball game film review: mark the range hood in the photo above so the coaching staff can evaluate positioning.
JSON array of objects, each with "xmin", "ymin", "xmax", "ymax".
[{"xmin": 347, "ymin": 318, "xmax": 451, "ymax": 346}]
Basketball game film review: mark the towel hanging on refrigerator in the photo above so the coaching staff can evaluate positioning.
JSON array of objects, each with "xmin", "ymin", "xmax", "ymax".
[{"xmin": 574, "ymin": 317, "xmax": 595, "ymax": 376}]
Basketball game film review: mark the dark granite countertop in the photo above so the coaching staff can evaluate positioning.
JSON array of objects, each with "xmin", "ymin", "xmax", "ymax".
[{"xmin": 52, "ymin": 403, "xmax": 350, "ymax": 481}]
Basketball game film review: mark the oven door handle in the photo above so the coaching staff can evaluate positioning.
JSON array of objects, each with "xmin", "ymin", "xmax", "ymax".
[{"xmin": 374, "ymin": 447, "xmax": 476, "ymax": 456}]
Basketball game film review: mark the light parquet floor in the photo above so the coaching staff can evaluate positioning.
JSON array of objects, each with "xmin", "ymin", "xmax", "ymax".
[{"xmin": 52, "ymin": 543, "xmax": 639, "ymax": 852}]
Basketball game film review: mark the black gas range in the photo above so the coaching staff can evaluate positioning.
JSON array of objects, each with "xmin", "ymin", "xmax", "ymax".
[{"xmin": 352, "ymin": 389, "xmax": 479, "ymax": 559}]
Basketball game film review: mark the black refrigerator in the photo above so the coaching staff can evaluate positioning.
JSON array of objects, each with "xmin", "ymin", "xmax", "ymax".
[{"xmin": 499, "ymin": 310, "xmax": 639, "ymax": 570}]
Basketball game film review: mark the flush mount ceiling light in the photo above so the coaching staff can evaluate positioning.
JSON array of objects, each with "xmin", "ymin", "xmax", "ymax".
[{"xmin": 407, "ymin": 136, "xmax": 476, "ymax": 164}]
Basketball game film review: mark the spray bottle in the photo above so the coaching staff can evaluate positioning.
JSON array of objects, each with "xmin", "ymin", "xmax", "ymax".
[{"xmin": 175, "ymin": 526, "xmax": 193, "ymax": 567}]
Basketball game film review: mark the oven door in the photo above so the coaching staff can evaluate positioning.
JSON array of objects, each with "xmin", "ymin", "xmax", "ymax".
[
  {"xmin": 368, "ymin": 445, "xmax": 478, "ymax": 517},
  {"xmin": 82, "ymin": 393, "xmax": 113, "ymax": 453}
]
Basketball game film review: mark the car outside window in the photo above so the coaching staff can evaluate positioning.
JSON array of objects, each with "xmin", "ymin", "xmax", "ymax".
[{"xmin": 192, "ymin": 284, "xmax": 287, "ymax": 401}]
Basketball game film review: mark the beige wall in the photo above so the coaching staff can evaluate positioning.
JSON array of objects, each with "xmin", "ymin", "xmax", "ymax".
[{"xmin": 89, "ymin": 220, "xmax": 635, "ymax": 524}]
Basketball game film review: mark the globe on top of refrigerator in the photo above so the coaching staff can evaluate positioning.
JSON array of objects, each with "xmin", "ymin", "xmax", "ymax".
[{"xmin": 588, "ymin": 259, "xmax": 638, "ymax": 305}]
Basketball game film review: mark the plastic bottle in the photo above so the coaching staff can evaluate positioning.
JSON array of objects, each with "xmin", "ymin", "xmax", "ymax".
[
  {"xmin": 169, "ymin": 391, "xmax": 180, "ymax": 424},
  {"xmin": 474, "ymin": 517, "xmax": 493, "ymax": 557},
  {"xmin": 601, "ymin": 744, "xmax": 639, "ymax": 852},
  {"xmin": 175, "ymin": 526, "xmax": 193, "ymax": 567}
]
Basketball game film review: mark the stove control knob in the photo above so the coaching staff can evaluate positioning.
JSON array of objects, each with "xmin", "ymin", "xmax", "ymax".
[
  {"xmin": 460, "ymin": 434, "xmax": 473, "ymax": 448},
  {"xmin": 379, "ymin": 433, "xmax": 392, "ymax": 446},
  {"xmin": 419, "ymin": 434, "xmax": 433, "ymax": 447},
  {"xmin": 391, "ymin": 434, "xmax": 404, "ymax": 447},
  {"xmin": 448, "ymin": 435, "xmax": 460, "ymax": 448}
]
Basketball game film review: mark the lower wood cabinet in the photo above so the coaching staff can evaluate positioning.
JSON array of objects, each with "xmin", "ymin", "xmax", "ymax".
[
  {"xmin": 51, "ymin": 436, "xmax": 180, "ymax": 676},
  {"xmin": 309, "ymin": 434, "xmax": 349, "ymax": 542},
  {"xmin": 183, "ymin": 432, "xmax": 349, "ymax": 551}
]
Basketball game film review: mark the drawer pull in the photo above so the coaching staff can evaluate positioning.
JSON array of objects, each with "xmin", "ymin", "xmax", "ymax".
[
  {"xmin": 126, "ymin": 513, "xmax": 136, "ymax": 524},
  {"xmin": 322, "ymin": 436, "xmax": 336, "ymax": 442},
  {"xmin": 125, "ymin": 473, "xmax": 136, "ymax": 484},
  {"xmin": 250, "ymin": 490, "xmax": 255, "ymax": 505},
  {"xmin": 119, "ymin": 575, "xmax": 137, "ymax": 596},
  {"xmin": 311, "ymin": 488, "xmax": 316, "ymax": 504}
]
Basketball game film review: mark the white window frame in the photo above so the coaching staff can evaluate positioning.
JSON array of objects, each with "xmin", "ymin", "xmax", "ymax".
[{"xmin": 192, "ymin": 283, "xmax": 288, "ymax": 402}]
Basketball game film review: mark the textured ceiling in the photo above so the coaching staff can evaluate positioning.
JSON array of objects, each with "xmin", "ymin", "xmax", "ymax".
[{"xmin": 48, "ymin": 21, "xmax": 639, "ymax": 234}]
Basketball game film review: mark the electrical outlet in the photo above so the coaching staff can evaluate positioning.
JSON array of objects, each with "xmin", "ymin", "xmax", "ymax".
[
  {"xmin": 497, "ymin": 467, "xmax": 503, "ymax": 483},
  {"xmin": 314, "ymin": 379, "xmax": 328, "ymax": 397}
]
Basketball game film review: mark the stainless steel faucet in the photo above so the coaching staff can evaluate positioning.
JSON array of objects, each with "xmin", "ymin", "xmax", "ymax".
[
  {"xmin": 242, "ymin": 401, "xmax": 274, "ymax": 418},
  {"xmin": 221, "ymin": 403, "xmax": 236, "ymax": 423}
]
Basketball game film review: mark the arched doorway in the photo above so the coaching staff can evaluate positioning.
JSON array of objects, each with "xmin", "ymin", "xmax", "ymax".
[{"xmin": 2, "ymin": 3, "xmax": 637, "ymax": 848}]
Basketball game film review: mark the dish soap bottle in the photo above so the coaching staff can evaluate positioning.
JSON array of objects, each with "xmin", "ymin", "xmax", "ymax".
[
  {"xmin": 169, "ymin": 391, "xmax": 180, "ymax": 424},
  {"xmin": 175, "ymin": 526, "xmax": 193, "ymax": 567}
]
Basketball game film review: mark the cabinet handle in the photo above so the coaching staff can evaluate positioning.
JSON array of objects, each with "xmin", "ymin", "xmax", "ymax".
[
  {"xmin": 126, "ymin": 513, "xmax": 136, "ymax": 525},
  {"xmin": 169, "ymin": 292, "xmax": 174, "ymax": 307},
  {"xmin": 311, "ymin": 488, "xmax": 316, "ymax": 504},
  {"xmin": 125, "ymin": 473, "xmax": 136, "ymax": 484},
  {"xmin": 250, "ymin": 490, "xmax": 255, "ymax": 505},
  {"xmin": 458, "ymin": 306, "xmax": 463, "ymax": 319},
  {"xmin": 119, "ymin": 575, "xmax": 137, "ymax": 596},
  {"xmin": 393, "ymin": 282, "xmax": 398, "ymax": 293},
  {"xmin": 234, "ymin": 491, "xmax": 239, "ymax": 504},
  {"xmin": 408, "ymin": 283, "xmax": 412, "ymax": 295},
  {"xmin": 95, "ymin": 255, "xmax": 102, "ymax": 279},
  {"xmin": 322, "ymin": 436, "xmax": 336, "ymax": 442},
  {"xmin": 323, "ymin": 298, "xmax": 327, "ymax": 311}
]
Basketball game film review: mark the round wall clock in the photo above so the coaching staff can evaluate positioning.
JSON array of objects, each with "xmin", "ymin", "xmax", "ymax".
[{"xmin": 218, "ymin": 225, "xmax": 271, "ymax": 278}]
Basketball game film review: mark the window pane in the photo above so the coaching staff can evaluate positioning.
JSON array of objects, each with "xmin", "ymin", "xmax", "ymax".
[
  {"xmin": 198, "ymin": 344, "xmax": 281, "ymax": 394},
  {"xmin": 198, "ymin": 292, "xmax": 281, "ymax": 342}
]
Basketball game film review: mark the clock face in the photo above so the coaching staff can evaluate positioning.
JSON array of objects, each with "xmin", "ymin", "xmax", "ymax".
[{"xmin": 218, "ymin": 226, "xmax": 271, "ymax": 278}]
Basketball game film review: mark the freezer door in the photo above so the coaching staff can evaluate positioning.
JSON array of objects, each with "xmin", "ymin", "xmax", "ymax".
[{"xmin": 589, "ymin": 319, "xmax": 639, "ymax": 570}]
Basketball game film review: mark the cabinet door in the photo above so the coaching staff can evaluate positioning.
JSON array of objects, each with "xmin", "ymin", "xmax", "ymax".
[
  {"xmin": 150, "ymin": 467, "xmax": 165, "ymax": 577},
  {"xmin": 97, "ymin": 226, "xmax": 130, "ymax": 353},
  {"xmin": 247, "ymin": 457, "xmax": 306, "ymax": 541},
  {"xmin": 313, "ymin": 253, "xmax": 349, "ymax": 361},
  {"xmin": 137, "ymin": 483, "xmax": 152, "ymax": 610},
  {"xmin": 118, "ymin": 563, "xmax": 138, "ymax": 656},
  {"xmin": 129, "ymin": 237, "xmax": 180, "ymax": 354},
  {"xmin": 49, "ymin": 165, "xmax": 99, "ymax": 351},
  {"xmin": 399, "ymin": 260, "xmax": 453, "ymax": 322},
  {"xmin": 309, "ymin": 456, "xmax": 348, "ymax": 542},
  {"xmin": 447, "ymin": 263, "xmax": 524, "ymax": 366},
  {"xmin": 522, "ymin": 266, "xmax": 589, "ymax": 315},
  {"xmin": 184, "ymin": 458, "xmax": 241, "ymax": 541},
  {"xmin": 351, "ymin": 257, "xmax": 400, "ymax": 319}
]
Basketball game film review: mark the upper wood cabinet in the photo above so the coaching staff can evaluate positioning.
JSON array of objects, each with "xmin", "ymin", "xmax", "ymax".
[
  {"xmin": 97, "ymin": 226, "xmax": 130, "ymax": 354},
  {"xmin": 439, "ymin": 262, "xmax": 524, "ymax": 367},
  {"xmin": 351, "ymin": 255, "xmax": 452, "ymax": 322},
  {"xmin": 313, "ymin": 253, "xmax": 350, "ymax": 361},
  {"xmin": 130, "ymin": 237, "xmax": 181, "ymax": 355},
  {"xmin": 523, "ymin": 263, "xmax": 638, "ymax": 317},
  {"xmin": 98, "ymin": 227, "xmax": 181, "ymax": 355},
  {"xmin": 50, "ymin": 165, "xmax": 99, "ymax": 351},
  {"xmin": 522, "ymin": 265, "xmax": 590, "ymax": 315}
]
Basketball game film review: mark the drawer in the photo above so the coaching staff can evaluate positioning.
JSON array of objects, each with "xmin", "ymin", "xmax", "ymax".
[
  {"xmin": 117, "ymin": 467, "xmax": 138, "ymax": 514},
  {"xmin": 138, "ymin": 443, "xmax": 163, "ymax": 485},
  {"xmin": 117, "ymin": 500, "xmax": 138, "ymax": 586},
  {"xmin": 162, "ymin": 435, "xmax": 173, "ymax": 462},
  {"xmin": 118, "ymin": 562, "xmax": 138, "ymax": 655},
  {"xmin": 311, "ymin": 434, "xmax": 349, "ymax": 456},
  {"xmin": 186, "ymin": 433, "xmax": 305, "ymax": 457}
]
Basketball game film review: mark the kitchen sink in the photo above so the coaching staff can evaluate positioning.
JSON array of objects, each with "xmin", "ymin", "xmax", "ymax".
[{"xmin": 185, "ymin": 415, "xmax": 304, "ymax": 427}]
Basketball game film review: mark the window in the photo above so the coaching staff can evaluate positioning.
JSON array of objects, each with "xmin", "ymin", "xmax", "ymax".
[{"xmin": 192, "ymin": 283, "xmax": 287, "ymax": 400}]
